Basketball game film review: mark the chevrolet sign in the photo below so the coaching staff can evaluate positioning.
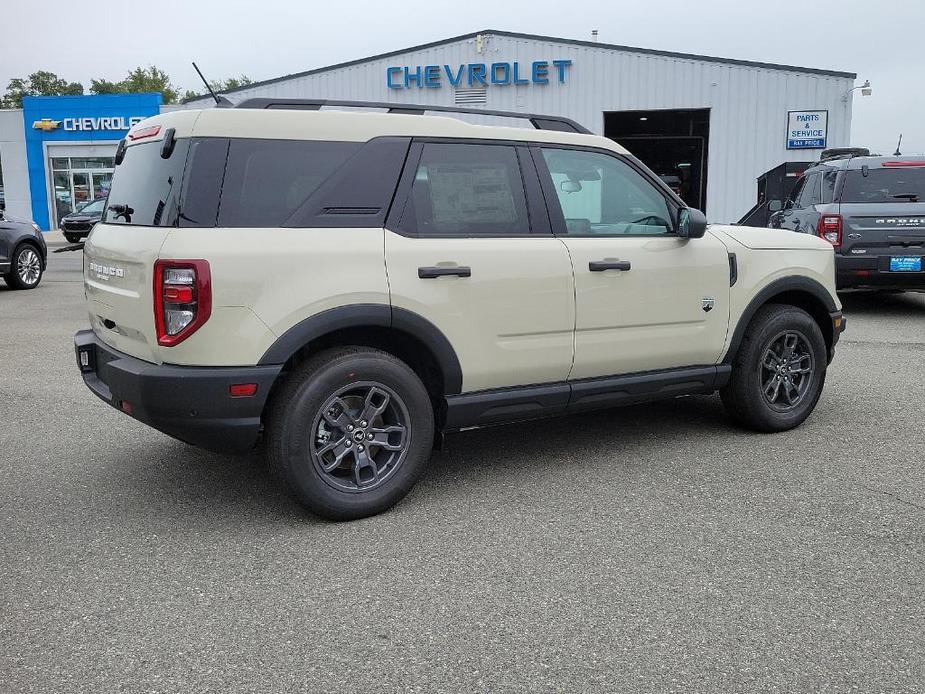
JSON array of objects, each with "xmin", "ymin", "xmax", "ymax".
[
  {"xmin": 32, "ymin": 118, "xmax": 61, "ymax": 131},
  {"xmin": 32, "ymin": 116, "xmax": 146, "ymax": 133}
]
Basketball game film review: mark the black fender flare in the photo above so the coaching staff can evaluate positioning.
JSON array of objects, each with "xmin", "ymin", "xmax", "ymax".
[
  {"xmin": 257, "ymin": 303, "xmax": 463, "ymax": 395},
  {"xmin": 723, "ymin": 276, "xmax": 838, "ymax": 364}
]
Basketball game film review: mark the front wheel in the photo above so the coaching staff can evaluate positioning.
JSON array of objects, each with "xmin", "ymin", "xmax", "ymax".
[
  {"xmin": 721, "ymin": 304, "xmax": 827, "ymax": 432},
  {"xmin": 64, "ymin": 233, "xmax": 82, "ymax": 244},
  {"xmin": 267, "ymin": 347, "xmax": 434, "ymax": 520}
]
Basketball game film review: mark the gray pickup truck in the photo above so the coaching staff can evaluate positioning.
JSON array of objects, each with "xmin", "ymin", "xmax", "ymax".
[{"xmin": 770, "ymin": 154, "xmax": 925, "ymax": 291}]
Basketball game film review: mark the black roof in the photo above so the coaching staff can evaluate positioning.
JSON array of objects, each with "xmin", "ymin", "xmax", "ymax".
[{"xmin": 184, "ymin": 29, "xmax": 856, "ymax": 103}]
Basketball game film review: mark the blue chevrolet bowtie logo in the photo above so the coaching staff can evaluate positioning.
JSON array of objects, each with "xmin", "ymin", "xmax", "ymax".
[{"xmin": 32, "ymin": 118, "xmax": 62, "ymax": 132}]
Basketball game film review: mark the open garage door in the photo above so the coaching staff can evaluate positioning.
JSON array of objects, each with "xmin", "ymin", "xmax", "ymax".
[{"xmin": 604, "ymin": 109, "xmax": 710, "ymax": 212}]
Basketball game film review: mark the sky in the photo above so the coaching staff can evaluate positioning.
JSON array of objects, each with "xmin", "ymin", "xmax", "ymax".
[{"xmin": 1, "ymin": 0, "xmax": 921, "ymax": 154}]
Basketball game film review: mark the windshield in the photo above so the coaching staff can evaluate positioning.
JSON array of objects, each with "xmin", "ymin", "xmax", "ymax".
[
  {"xmin": 77, "ymin": 198, "xmax": 105, "ymax": 215},
  {"xmin": 841, "ymin": 167, "xmax": 925, "ymax": 203}
]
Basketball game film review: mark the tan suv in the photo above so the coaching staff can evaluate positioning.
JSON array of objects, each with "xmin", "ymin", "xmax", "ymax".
[{"xmin": 74, "ymin": 99, "xmax": 845, "ymax": 520}]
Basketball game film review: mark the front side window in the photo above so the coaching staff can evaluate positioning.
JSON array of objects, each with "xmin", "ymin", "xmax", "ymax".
[
  {"xmin": 541, "ymin": 148, "xmax": 673, "ymax": 235},
  {"xmin": 399, "ymin": 143, "xmax": 529, "ymax": 236}
]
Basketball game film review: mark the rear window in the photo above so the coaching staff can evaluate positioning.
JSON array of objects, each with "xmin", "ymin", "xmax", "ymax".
[
  {"xmin": 841, "ymin": 168, "xmax": 925, "ymax": 203},
  {"xmin": 102, "ymin": 140, "xmax": 191, "ymax": 226},
  {"xmin": 217, "ymin": 139, "xmax": 359, "ymax": 227}
]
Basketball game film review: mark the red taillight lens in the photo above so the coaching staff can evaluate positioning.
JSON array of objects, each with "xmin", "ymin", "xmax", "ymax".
[
  {"xmin": 154, "ymin": 260, "xmax": 212, "ymax": 346},
  {"xmin": 818, "ymin": 214, "xmax": 843, "ymax": 247}
]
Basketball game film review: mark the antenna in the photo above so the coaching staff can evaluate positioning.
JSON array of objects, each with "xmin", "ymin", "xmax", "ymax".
[
  {"xmin": 191, "ymin": 62, "xmax": 232, "ymax": 107},
  {"xmin": 894, "ymin": 134, "xmax": 903, "ymax": 157}
]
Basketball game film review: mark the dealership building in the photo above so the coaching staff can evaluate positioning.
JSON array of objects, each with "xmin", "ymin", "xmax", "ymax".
[{"xmin": 1, "ymin": 30, "xmax": 858, "ymax": 229}]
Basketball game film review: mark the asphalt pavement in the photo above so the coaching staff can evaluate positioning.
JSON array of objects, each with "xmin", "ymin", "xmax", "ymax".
[{"xmin": 2, "ymin": 251, "xmax": 924, "ymax": 693}]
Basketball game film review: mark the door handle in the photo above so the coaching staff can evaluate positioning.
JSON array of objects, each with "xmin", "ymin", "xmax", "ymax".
[
  {"xmin": 418, "ymin": 266, "xmax": 472, "ymax": 279},
  {"xmin": 589, "ymin": 260, "xmax": 631, "ymax": 272}
]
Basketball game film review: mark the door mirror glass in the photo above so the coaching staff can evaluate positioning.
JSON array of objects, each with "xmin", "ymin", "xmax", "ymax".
[
  {"xmin": 678, "ymin": 207, "xmax": 708, "ymax": 238},
  {"xmin": 767, "ymin": 199, "xmax": 783, "ymax": 212}
]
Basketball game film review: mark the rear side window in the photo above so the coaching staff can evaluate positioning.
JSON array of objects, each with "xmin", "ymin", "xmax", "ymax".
[
  {"xmin": 217, "ymin": 139, "xmax": 359, "ymax": 227},
  {"xmin": 399, "ymin": 143, "xmax": 529, "ymax": 236},
  {"xmin": 840, "ymin": 167, "xmax": 925, "ymax": 203},
  {"xmin": 103, "ymin": 140, "xmax": 191, "ymax": 226},
  {"xmin": 796, "ymin": 172, "xmax": 821, "ymax": 208}
]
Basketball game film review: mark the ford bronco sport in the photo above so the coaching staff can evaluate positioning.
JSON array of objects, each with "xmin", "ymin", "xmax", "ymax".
[
  {"xmin": 770, "ymin": 152, "xmax": 925, "ymax": 290},
  {"xmin": 74, "ymin": 99, "xmax": 845, "ymax": 520}
]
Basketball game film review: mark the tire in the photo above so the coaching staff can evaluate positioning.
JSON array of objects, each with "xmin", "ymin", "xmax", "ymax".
[
  {"xmin": 64, "ymin": 233, "xmax": 82, "ymax": 244},
  {"xmin": 267, "ymin": 346, "xmax": 434, "ymax": 521},
  {"xmin": 720, "ymin": 304, "xmax": 827, "ymax": 432},
  {"xmin": 4, "ymin": 244, "xmax": 43, "ymax": 290}
]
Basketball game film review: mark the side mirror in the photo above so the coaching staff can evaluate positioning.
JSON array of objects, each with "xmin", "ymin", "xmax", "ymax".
[
  {"xmin": 678, "ymin": 207, "xmax": 708, "ymax": 238},
  {"xmin": 767, "ymin": 199, "xmax": 783, "ymax": 212}
]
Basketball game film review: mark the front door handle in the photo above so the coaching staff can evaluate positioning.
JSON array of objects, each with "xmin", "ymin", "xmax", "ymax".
[
  {"xmin": 418, "ymin": 266, "xmax": 472, "ymax": 279},
  {"xmin": 589, "ymin": 260, "xmax": 631, "ymax": 272}
]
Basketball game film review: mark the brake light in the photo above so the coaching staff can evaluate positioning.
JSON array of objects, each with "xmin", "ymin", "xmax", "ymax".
[
  {"xmin": 128, "ymin": 125, "xmax": 161, "ymax": 141},
  {"xmin": 154, "ymin": 260, "xmax": 211, "ymax": 346},
  {"xmin": 818, "ymin": 214, "xmax": 843, "ymax": 247},
  {"xmin": 881, "ymin": 160, "xmax": 925, "ymax": 167}
]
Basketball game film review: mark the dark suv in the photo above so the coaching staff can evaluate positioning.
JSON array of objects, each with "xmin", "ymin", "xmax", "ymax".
[
  {"xmin": 60, "ymin": 198, "xmax": 105, "ymax": 243},
  {"xmin": 0, "ymin": 205, "xmax": 47, "ymax": 290},
  {"xmin": 770, "ymin": 155, "xmax": 925, "ymax": 290}
]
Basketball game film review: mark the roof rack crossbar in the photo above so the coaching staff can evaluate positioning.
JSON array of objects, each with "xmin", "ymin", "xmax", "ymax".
[{"xmin": 233, "ymin": 98, "xmax": 592, "ymax": 134}]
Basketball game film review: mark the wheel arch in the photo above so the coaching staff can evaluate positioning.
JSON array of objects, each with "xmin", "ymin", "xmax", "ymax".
[
  {"xmin": 258, "ymin": 304, "xmax": 463, "ymax": 425},
  {"xmin": 724, "ymin": 276, "xmax": 838, "ymax": 364}
]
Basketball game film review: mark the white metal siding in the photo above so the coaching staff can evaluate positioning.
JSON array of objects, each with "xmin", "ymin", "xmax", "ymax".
[{"xmin": 189, "ymin": 34, "xmax": 854, "ymax": 223}]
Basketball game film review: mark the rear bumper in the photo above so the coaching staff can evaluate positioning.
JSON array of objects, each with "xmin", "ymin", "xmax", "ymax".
[
  {"xmin": 836, "ymin": 254, "xmax": 925, "ymax": 289},
  {"xmin": 74, "ymin": 329, "xmax": 282, "ymax": 453}
]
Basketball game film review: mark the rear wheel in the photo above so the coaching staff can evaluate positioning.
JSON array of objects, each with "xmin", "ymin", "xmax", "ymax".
[
  {"xmin": 267, "ymin": 347, "xmax": 434, "ymax": 520},
  {"xmin": 721, "ymin": 304, "xmax": 827, "ymax": 432},
  {"xmin": 4, "ymin": 244, "xmax": 43, "ymax": 290}
]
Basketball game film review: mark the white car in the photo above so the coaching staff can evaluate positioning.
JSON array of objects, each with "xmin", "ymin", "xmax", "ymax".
[{"xmin": 74, "ymin": 100, "xmax": 845, "ymax": 520}]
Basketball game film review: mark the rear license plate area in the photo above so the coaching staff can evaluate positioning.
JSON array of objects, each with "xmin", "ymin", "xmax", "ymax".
[{"xmin": 890, "ymin": 256, "xmax": 922, "ymax": 272}]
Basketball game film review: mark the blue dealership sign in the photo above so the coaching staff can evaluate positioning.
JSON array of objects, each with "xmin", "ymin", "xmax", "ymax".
[
  {"xmin": 387, "ymin": 59, "xmax": 572, "ymax": 89},
  {"xmin": 22, "ymin": 93, "xmax": 162, "ymax": 229}
]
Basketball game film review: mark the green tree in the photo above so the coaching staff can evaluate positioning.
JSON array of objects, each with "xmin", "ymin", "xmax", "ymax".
[
  {"xmin": 184, "ymin": 75, "xmax": 254, "ymax": 102},
  {"xmin": 213, "ymin": 75, "xmax": 253, "ymax": 92},
  {"xmin": 90, "ymin": 66, "xmax": 180, "ymax": 104},
  {"xmin": 2, "ymin": 71, "xmax": 84, "ymax": 108}
]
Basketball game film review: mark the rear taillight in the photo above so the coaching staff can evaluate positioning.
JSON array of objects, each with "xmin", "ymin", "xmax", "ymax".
[
  {"xmin": 818, "ymin": 214, "xmax": 842, "ymax": 247},
  {"xmin": 154, "ymin": 260, "xmax": 211, "ymax": 346}
]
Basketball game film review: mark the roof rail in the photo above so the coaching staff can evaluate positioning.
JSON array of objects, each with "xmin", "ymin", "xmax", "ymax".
[{"xmin": 233, "ymin": 98, "xmax": 593, "ymax": 135}]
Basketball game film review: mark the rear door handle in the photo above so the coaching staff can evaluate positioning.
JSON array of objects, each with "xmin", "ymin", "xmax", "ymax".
[
  {"xmin": 589, "ymin": 260, "xmax": 631, "ymax": 272},
  {"xmin": 418, "ymin": 266, "xmax": 472, "ymax": 279}
]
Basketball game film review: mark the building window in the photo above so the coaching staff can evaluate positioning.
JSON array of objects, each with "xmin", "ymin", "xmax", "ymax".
[{"xmin": 48, "ymin": 155, "xmax": 116, "ymax": 226}]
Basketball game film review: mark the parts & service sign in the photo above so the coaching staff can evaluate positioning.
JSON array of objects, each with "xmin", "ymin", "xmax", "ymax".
[{"xmin": 787, "ymin": 110, "xmax": 828, "ymax": 149}]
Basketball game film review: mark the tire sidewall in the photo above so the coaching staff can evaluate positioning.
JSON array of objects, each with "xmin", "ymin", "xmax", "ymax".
[{"xmin": 274, "ymin": 352, "xmax": 434, "ymax": 520}]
